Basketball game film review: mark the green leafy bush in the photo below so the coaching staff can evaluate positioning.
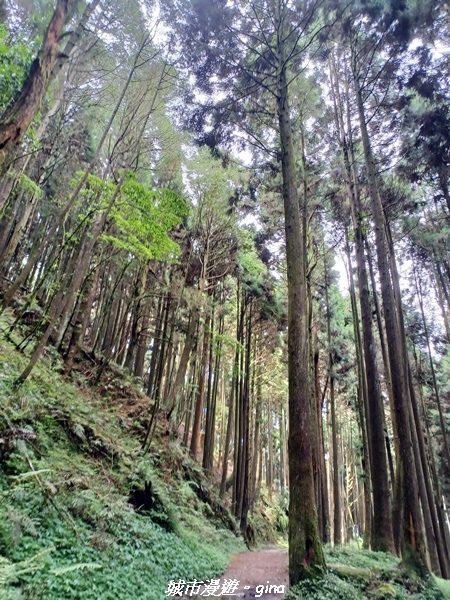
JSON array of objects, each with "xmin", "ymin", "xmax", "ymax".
[
  {"xmin": 286, "ymin": 572, "xmax": 363, "ymax": 600},
  {"xmin": 0, "ymin": 25, "xmax": 35, "ymax": 110},
  {"xmin": 285, "ymin": 545, "xmax": 445, "ymax": 600}
]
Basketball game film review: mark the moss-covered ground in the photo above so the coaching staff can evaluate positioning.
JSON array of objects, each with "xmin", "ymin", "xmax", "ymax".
[
  {"xmin": 287, "ymin": 544, "xmax": 450, "ymax": 600},
  {"xmin": 2, "ymin": 312, "xmax": 450, "ymax": 600},
  {"xmin": 0, "ymin": 313, "xmax": 244, "ymax": 599}
]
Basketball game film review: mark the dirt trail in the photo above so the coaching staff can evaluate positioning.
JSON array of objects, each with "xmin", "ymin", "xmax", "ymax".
[
  {"xmin": 219, "ymin": 548, "xmax": 288, "ymax": 599},
  {"xmin": 180, "ymin": 548, "xmax": 288, "ymax": 600}
]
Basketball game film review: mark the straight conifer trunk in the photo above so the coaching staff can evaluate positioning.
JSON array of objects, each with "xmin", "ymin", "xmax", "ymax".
[
  {"xmin": 276, "ymin": 27, "xmax": 324, "ymax": 582},
  {"xmin": 190, "ymin": 313, "xmax": 210, "ymax": 458},
  {"xmin": 324, "ymin": 269, "xmax": 341, "ymax": 546},
  {"xmin": 352, "ymin": 66, "xmax": 426, "ymax": 568},
  {"xmin": 345, "ymin": 241, "xmax": 373, "ymax": 549},
  {"xmin": 349, "ymin": 177, "xmax": 394, "ymax": 552}
]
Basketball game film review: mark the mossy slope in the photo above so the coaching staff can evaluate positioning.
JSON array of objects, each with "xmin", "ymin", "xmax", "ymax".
[
  {"xmin": 287, "ymin": 545, "xmax": 446, "ymax": 600},
  {"xmin": 0, "ymin": 321, "xmax": 244, "ymax": 599}
]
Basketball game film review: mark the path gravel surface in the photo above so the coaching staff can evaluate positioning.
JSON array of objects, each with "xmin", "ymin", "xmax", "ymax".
[
  {"xmin": 219, "ymin": 548, "xmax": 288, "ymax": 599},
  {"xmin": 180, "ymin": 548, "xmax": 288, "ymax": 600}
]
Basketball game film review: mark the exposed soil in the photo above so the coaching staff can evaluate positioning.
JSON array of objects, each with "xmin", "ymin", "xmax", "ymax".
[
  {"xmin": 219, "ymin": 548, "xmax": 288, "ymax": 599},
  {"xmin": 181, "ymin": 548, "xmax": 288, "ymax": 600}
]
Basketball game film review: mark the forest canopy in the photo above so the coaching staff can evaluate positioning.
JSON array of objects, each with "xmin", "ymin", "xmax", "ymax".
[{"xmin": 1, "ymin": 0, "xmax": 450, "ymax": 597}]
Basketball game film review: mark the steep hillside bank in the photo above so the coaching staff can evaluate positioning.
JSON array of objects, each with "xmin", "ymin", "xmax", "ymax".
[
  {"xmin": 0, "ymin": 312, "xmax": 245, "ymax": 599},
  {"xmin": 2, "ymin": 310, "xmax": 450, "ymax": 600}
]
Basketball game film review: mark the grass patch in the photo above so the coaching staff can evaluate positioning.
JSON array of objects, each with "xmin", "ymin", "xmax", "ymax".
[{"xmin": 433, "ymin": 576, "xmax": 450, "ymax": 600}]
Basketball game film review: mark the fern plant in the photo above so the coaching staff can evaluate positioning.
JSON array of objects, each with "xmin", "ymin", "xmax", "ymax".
[{"xmin": 0, "ymin": 549, "xmax": 50, "ymax": 599}]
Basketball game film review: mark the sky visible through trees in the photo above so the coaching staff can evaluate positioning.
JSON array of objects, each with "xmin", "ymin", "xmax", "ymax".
[{"xmin": 1, "ymin": 0, "xmax": 450, "ymax": 592}]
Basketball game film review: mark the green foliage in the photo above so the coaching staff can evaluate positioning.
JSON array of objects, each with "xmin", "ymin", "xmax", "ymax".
[
  {"xmin": 433, "ymin": 576, "xmax": 450, "ymax": 600},
  {"xmin": 0, "ymin": 25, "xmax": 35, "ymax": 110},
  {"xmin": 239, "ymin": 244, "xmax": 267, "ymax": 292},
  {"xmin": 69, "ymin": 172, "xmax": 116, "ymax": 215},
  {"xmin": 286, "ymin": 545, "xmax": 445, "ymax": 600},
  {"xmin": 0, "ymin": 315, "xmax": 243, "ymax": 599},
  {"xmin": 287, "ymin": 572, "xmax": 363, "ymax": 600},
  {"xmin": 17, "ymin": 175, "xmax": 42, "ymax": 199},
  {"xmin": 0, "ymin": 25, "xmax": 6, "ymax": 54},
  {"xmin": 0, "ymin": 549, "xmax": 51, "ymax": 600},
  {"xmin": 327, "ymin": 545, "xmax": 399, "ymax": 571},
  {"xmin": 104, "ymin": 174, "xmax": 188, "ymax": 261},
  {"xmin": 246, "ymin": 491, "xmax": 289, "ymax": 546},
  {"xmin": 236, "ymin": 228, "xmax": 286, "ymax": 322}
]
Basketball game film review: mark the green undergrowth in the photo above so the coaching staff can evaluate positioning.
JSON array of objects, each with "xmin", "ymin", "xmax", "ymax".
[
  {"xmin": 0, "ymin": 315, "xmax": 244, "ymax": 599},
  {"xmin": 286, "ymin": 544, "xmax": 447, "ymax": 600},
  {"xmin": 246, "ymin": 489, "xmax": 289, "ymax": 547}
]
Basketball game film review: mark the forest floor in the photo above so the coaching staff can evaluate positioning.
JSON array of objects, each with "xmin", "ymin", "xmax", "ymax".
[
  {"xmin": 1, "ymin": 313, "xmax": 450, "ymax": 600},
  {"xmin": 217, "ymin": 548, "xmax": 288, "ymax": 599},
  {"xmin": 0, "ymin": 312, "xmax": 246, "ymax": 599},
  {"xmin": 209, "ymin": 544, "xmax": 450, "ymax": 600}
]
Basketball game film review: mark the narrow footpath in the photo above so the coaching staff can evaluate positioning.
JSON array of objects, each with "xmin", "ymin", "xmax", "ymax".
[{"xmin": 219, "ymin": 548, "xmax": 288, "ymax": 599}]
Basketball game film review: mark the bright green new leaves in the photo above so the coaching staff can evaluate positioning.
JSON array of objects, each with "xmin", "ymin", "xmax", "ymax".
[
  {"xmin": 18, "ymin": 174, "xmax": 42, "ymax": 199},
  {"xmin": 104, "ymin": 175, "xmax": 188, "ymax": 261}
]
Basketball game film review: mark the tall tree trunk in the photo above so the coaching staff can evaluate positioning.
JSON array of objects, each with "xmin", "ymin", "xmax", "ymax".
[
  {"xmin": 134, "ymin": 284, "xmax": 152, "ymax": 379},
  {"xmin": 344, "ymin": 238, "xmax": 373, "ymax": 548},
  {"xmin": 220, "ymin": 369, "xmax": 236, "ymax": 499},
  {"xmin": 352, "ymin": 60, "xmax": 426, "ymax": 568},
  {"xmin": 220, "ymin": 306, "xmax": 242, "ymax": 499},
  {"xmin": 1, "ymin": 35, "xmax": 152, "ymax": 308},
  {"xmin": 276, "ymin": 26, "xmax": 324, "ymax": 581},
  {"xmin": 182, "ymin": 355, "xmax": 197, "ymax": 447},
  {"xmin": 314, "ymin": 338, "xmax": 330, "ymax": 543},
  {"xmin": 64, "ymin": 262, "xmax": 99, "ymax": 374},
  {"xmin": 203, "ymin": 307, "xmax": 224, "ymax": 471},
  {"xmin": 202, "ymin": 303, "xmax": 216, "ymax": 469},
  {"xmin": 0, "ymin": 0, "xmax": 81, "ymax": 176},
  {"xmin": 147, "ymin": 294, "xmax": 164, "ymax": 396},
  {"xmin": 249, "ymin": 361, "xmax": 262, "ymax": 508},
  {"xmin": 151, "ymin": 294, "xmax": 171, "ymax": 405},
  {"xmin": 324, "ymin": 268, "xmax": 341, "ymax": 546},
  {"xmin": 267, "ymin": 396, "xmax": 274, "ymax": 501},
  {"xmin": 232, "ymin": 293, "xmax": 245, "ymax": 515},
  {"xmin": 190, "ymin": 313, "xmax": 210, "ymax": 459},
  {"xmin": 166, "ymin": 308, "xmax": 199, "ymax": 416},
  {"xmin": 349, "ymin": 197, "xmax": 393, "ymax": 552},
  {"xmin": 238, "ymin": 303, "xmax": 252, "ymax": 537}
]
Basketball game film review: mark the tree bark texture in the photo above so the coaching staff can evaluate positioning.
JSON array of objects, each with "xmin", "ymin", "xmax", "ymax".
[
  {"xmin": 0, "ymin": 0, "xmax": 80, "ymax": 174},
  {"xmin": 276, "ymin": 36, "xmax": 324, "ymax": 581}
]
